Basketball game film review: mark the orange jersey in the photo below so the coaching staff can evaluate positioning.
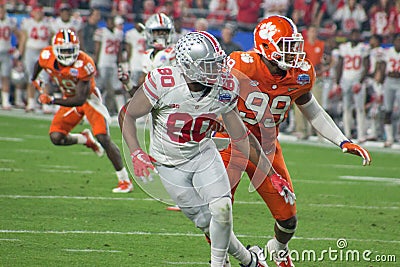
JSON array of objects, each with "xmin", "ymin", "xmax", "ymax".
[
  {"xmin": 38, "ymin": 46, "xmax": 97, "ymax": 98},
  {"xmin": 228, "ymin": 51, "xmax": 315, "ymax": 149}
]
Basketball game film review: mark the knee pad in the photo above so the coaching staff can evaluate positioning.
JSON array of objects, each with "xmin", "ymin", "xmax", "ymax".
[
  {"xmin": 276, "ymin": 216, "xmax": 297, "ymax": 234},
  {"xmin": 209, "ymin": 197, "xmax": 232, "ymax": 225}
]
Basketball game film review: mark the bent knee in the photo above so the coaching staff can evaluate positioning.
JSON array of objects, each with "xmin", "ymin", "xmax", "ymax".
[
  {"xmin": 49, "ymin": 132, "xmax": 65, "ymax": 145},
  {"xmin": 209, "ymin": 197, "xmax": 232, "ymax": 225},
  {"xmin": 277, "ymin": 215, "xmax": 297, "ymax": 233}
]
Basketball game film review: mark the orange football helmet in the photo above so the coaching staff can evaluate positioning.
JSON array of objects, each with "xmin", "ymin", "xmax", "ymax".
[
  {"xmin": 52, "ymin": 29, "xmax": 80, "ymax": 66},
  {"xmin": 254, "ymin": 15, "xmax": 306, "ymax": 70}
]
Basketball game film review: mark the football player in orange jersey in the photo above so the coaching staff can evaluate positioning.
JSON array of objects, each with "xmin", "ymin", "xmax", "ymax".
[
  {"xmin": 216, "ymin": 15, "xmax": 372, "ymax": 267},
  {"xmin": 30, "ymin": 29, "xmax": 133, "ymax": 193}
]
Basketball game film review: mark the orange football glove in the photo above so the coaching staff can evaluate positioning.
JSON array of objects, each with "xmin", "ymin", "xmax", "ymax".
[
  {"xmin": 340, "ymin": 141, "xmax": 371, "ymax": 166},
  {"xmin": 38, "ymin": 93, "xmax": 54, "ymax": 105}
]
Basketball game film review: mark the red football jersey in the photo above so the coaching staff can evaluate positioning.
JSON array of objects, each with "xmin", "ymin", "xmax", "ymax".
[
  {"xmin": 38, "ymin": 46, "xmax": 98, "ymax": 97},
  {"xmin": 228, "ymin": 51, "xmax": 315, "ymax": 149}
]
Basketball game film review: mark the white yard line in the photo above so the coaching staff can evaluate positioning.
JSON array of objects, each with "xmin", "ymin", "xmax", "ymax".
[
  {"xmin": 62, "ymin": 249, "xmax": 121, "ymax": 253},
  {"xmin": 339, "ymin": 175, "xmax": 400, "ymax": 184},
  {"xmin": 0, "ymin": 136, "xmax": 23, "ymax": 142},
  {"xmin": 0, "ymin": 229, "xmax": 399, "ymax": 244},
  {"xmin": 163, "ymin": 262, "xmax": 209, "ymax": 265},
  {"xmin": 0, "ymin": 159, "xmax": 15, "ymax": 162},
  {"xmin": 0, "ymin": 168, "xmax": 23, "ymax": 172}
]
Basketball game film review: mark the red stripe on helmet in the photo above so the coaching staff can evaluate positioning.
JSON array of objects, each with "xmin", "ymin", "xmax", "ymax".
[
  {"xmin": 198, "ymin": 31, "xmax": 220, "ymax": 52},
  {"xmin": 158, "ymin": 14, "xmax": 164, "ymax": 26}
]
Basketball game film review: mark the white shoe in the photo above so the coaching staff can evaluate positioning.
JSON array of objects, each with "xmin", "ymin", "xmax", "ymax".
[
  {"xmin": 112, "ymin": 180, "xmax": 133, "ymax": 193},
  {"xmin": 81, "ymin": 129, "xmax": 104, "ymax": 157},
  {"xmin": 266, "ymin": 239, "xmax": 294, "ymax": 267},
  {"xmin": 240, "ymin": 245, "xmax": 268, "ymax": 267}
]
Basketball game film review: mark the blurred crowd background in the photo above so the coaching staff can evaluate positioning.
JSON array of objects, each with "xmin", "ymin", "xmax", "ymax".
[{"xmin": 1, "ymin": 0, "xmax": 400, "ymax": 145}]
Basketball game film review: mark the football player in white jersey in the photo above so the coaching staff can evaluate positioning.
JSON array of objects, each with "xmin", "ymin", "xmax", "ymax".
[
  {"xmin": 335, "ymin": 28, "xmax": 370, "ymax": 142},
  {"xmin": 379, "ymin": 33, "xmax": 400, "ymax": 147},
  {"xmin": 123, "ymin": 18, "xmax": 146, "ymax": 90},
  {"xmin": 94, "ymin": 15, "xmax": 124, "ymax": 115},
  {"xmin": 50, "ymin": 3, "xmax": 82, "ymax": 34},
  {"xmin": 119, "ymin": 13, "xmax": 176, "ymax": 96},
  {"xmin": 18, "ymin": 4, "xmax": 53, "ymax": 112},
  {"xmin": 0, "ymin": 4, "xmax": 19, "ymax": 110},
  {"xmin": 119, "ymin": 31, "xmax": 292, "ymax": 267}
]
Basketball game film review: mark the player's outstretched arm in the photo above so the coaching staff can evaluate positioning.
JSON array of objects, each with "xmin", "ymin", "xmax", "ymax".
[
  {"xmin": 296, "ymin": 92, "xmax": 371, "ymax": 166},
  {"xmin": 119, "ymin": 87, "xmax": 155, "ymax": 177},
  {"xmin": 222, "ymin": 108, "xmax": 296, "ymax": 205}
]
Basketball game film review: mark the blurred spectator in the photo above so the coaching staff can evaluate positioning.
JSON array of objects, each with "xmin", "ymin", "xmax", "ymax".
[
  {"xmin": 155, "ymin": 0, "xmax": 180, "ymax": 19},
  {"xmin": 78, "ymin": 8, "xmax": 101, "ymax": 59},
  {"xmin": 51, "ymin": 3, "xmax": 82, "ymax": 34},
  {"xmin": 388, "ymin": 0, "xmax": 400, "ymax": 36},
  {"xmin": 218, "ymin": 23, "xmax": 242, "ymax": 55},
  {"xmin": 94, "ymin": 15, "xmax": 124, "ymax": 115},
  {"xmin": 294, "ymin": 25, "xmax": 325, "ymax": 139},
  {"xmin": 236, "ymin": 0, "xmax": 262, "ymax": 31},
  {"xmin": 124, "ymin": 17, "xmax": 146, "ymax": 87},
  {"xmin": 194, "ymin": 17, "xmax": 208, "ymax": 31},
  {"xmin": 369, "ymin": 0, "xmax": 393, "ymax": 41},
  {"xmin": 262, "ymin": 0, "xmax": 289, "ymax": 18},
  {"xmin": 5, "ymin": 0, "xmax": 27, "ymax": 13},
  {"xmin": 335, "ymin": 28, "xmax": 369, "ymax": 141},
  {"xmin": 18, "ymin": 4, "xmax": 53, "ymax": 112},
  {"xmin": 322, "ymin": 36, "xmax": 340, "ymax": 111},
  {"xmin": 0, "ymin": 4, "xmax": 20, "ymax": 110},
  {"xmin": 207, "ymin": 0, "xmax": 237, "ymax": 28},
  {"xmin": 171, "ymin": 16, "xmax": 190, "ymax": 43},
  {"xmin": 54, "ymin": 0, "xmax": 79, "ymax": 14},
  {"xmin": 112, "ymin": 0, "xmax": 132, "ymax": 18},
  {"xmin": 90, "ymin": 0, "xmax": 113, "ymax": 15},
  {"xmin": 142, "ymin": 0, "xmax": 156, "ymax": 22},
  {"xmin": 292, "ymin": 0, "xmax": 327, "ymax": 29},
  {"xmin": 380, "ymin": 33, "xmax": 400, "ymax": 147},
  {"xmin": 332, "ymin": 0, "xmax": 367, "ymax": 36},
  {"xmin": 365, "ymin": 34, "xmax": 385, "ymax": 141}
]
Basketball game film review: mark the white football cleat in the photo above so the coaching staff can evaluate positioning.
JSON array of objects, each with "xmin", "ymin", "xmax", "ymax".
[
  {"xmin": 266, "ymin": 239, "xmax": 294, "ymax": 267},
  {"xmin": 81, "ymin": 129, "xmax": 104, "ymax": 157},
  {"xmin": 112, "ymin": 180, "xmax": 133, "ymax": 193},
  {"xmin": 240, "ymin": 245, "xmax": 268, "ymax": 267}
]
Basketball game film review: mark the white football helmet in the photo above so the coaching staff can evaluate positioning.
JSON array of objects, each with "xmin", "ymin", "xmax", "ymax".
[
  {"xmin": 175, "ymin": 31, "xmax": 227, "ymax": 86},
  {"xmin": 52, "ymin": 28, "xmax": 80, "ymax": 66},
  {"xmin": 145, "ymin": 13, "xmax": 174, "ymax": 49}
]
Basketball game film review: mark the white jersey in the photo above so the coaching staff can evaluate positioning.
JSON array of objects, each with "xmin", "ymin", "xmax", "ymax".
[
  {"xmin": 50, "ymin": 16, "xmax": 82, "ymax": 34},
  {"xmin": 338, "ymin": 41, "xmax": 369, "ymax": 81},
  {"xmin": 332, "ymin": 4, "xmax": 367, "ymax": 34},
  {"xmin": 382, "ymin": 46, "xmax": 400, "ymax": 74},
  {"xmin": 20, "ymin": 17, "xmax": 52, "ymax": 49},
  {"xmin": 142, "ymin": 66, "xmax": 239, "ymax": 166},
  {"xmin": 0, "ymin": 15, "xmax": 17, "ymax": 52},
  {"xmin": 142, "ymin": 46, "xmax": 176, "ymax": 74},
  {"xmin": 368, "ymin": 46, "xmax": 384, "ymax": 75},
  {"xmin": 125, "ymin": 28, "xmax": 146, "ymax": 72},
  {"xmin": 94, "ymin": 27, "xmax": 123, "ymax": 67}
]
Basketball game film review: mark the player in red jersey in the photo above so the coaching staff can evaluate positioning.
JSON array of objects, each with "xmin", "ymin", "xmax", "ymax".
[
  {"xmin": 31, "ymin": 29, "xmax": 132, "ymax": 193},
  {"xmin": 216, "ymin": 15, "xmax": 371, "ymax": 267}
]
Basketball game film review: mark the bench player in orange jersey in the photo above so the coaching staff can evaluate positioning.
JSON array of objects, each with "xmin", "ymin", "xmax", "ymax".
[
  {"xmin": 30, "ymin": 29, "xmax": 133, "ymax": 193},
  {"xmin": 215, "ymin": 15, "xmax": 371, "ymax": 267}
]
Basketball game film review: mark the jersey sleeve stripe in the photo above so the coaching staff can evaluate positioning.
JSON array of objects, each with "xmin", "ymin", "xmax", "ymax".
[
  {"xmin": 147, "ymin": 72, "xmax": 157, "ymax": 89},
  {"xmin": 143, "ymin": 80, "xmax": 159, "ymax": 100}
]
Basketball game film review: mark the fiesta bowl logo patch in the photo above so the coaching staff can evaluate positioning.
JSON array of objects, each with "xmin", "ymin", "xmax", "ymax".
[
  {"xmin": 69, "ymin": 68, "xmax": 78, "ymax": 76},
  {"xmin": 219, "ymin": 93, "xmax": 232, "ymax": 103},
  {"xmin": 297, "ymin": 74, "xmax": 310, "ymax": 85}
]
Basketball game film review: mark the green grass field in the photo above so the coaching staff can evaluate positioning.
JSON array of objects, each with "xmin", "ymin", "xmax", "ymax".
[{"xmin": 0, "ymin": 112, "xmax": 399, "ymax": 267}]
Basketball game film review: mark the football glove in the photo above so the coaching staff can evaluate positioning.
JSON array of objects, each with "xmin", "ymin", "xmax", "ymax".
[
  {"xmin": 118, "ymin": 64, "xmax": 134, "ymax": 91},
  {"xmin": 270, "ymin": 173, "xmax": 296, "ymax": 205},
  {"xmin": 38, "ymin": 93, "xmax": 54, "ymax": 104},
  {"xmin": 340, "ymin": 141, "xmax": 371, "ymax": 166},
  {"xmin": 131, "ymin": 148, "xmax": 156, "ymax": 182},
  {"xmin": 352, "ymin": 83, "xmax": 362, "ymax": 94}
]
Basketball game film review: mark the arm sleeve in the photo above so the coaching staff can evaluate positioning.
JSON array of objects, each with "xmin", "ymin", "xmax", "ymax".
[{"xmin": 297, "ymin": 94, "xmax": 348, "ymax": 147}]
